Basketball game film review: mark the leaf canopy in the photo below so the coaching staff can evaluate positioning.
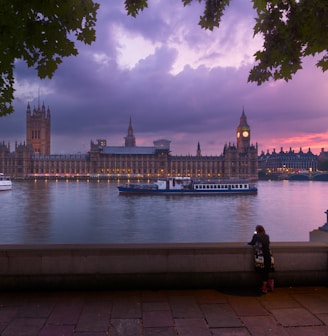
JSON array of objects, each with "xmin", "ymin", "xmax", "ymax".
[
  {"xmin": 0, "ymin": 0, "xmax": 99, "ymax": 116},
  {"xmin": 1, "ymin": 0, "xmax": 327, "ymax": 116}
]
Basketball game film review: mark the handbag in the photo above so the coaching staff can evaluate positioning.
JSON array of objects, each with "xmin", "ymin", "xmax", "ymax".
[{"xmin": 254, "ymin": 241, "xmax": 275, "ymax": 271}]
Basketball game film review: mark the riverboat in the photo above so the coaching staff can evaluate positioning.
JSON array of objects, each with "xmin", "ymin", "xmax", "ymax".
[
  {"xmin": 117, "ymin": 177, "xmax": 257, "ymax": 195},
  {"xmin": 0, "ymin": 173, "xmax": 12, "ymax": 191}
]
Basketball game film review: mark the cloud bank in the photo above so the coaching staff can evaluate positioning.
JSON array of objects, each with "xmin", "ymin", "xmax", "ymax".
[{"xmin": 1, "ymin": 0, "xmax": 327, "ymax": 155}]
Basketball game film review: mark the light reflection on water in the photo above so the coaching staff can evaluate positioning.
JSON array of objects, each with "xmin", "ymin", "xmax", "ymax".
[{"xmin": 0, "ymin": 180, "xmax": 327, "ymax": 244}]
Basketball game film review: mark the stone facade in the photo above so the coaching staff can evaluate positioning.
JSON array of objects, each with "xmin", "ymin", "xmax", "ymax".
[
  {"xmin": 0, "ymin": 105, "xmax": 258, "ymax": 179},
  {"xmin": 318, "ymin": 148, "xmax": 328, "ymax": 171},
  {"xmin": 0, "ymin": 242, "xmax": 326, "ymax": 290},
  {"xmin": 26, "ymin": 102, "xmax": 51, "ymax": 155},
  {"xmin": 258, "ymin": 147, "xmax": 318, "ymax": 173}
]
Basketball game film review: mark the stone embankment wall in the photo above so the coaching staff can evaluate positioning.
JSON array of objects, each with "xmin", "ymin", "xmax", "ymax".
[{"xmin": 0, "ymin": 242, "xmax": 326, "ymax": 290}]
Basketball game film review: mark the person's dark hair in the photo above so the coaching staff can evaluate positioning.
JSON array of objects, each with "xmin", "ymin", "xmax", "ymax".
[{"xmin": 256, "ymin": 225, "xmax": 265, "ymax": 234}]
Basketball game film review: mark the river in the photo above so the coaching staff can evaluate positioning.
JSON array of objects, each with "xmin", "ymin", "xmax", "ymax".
[{"xmin": 1, "ymin": 180, "xmax": 327, "ymax": 244}]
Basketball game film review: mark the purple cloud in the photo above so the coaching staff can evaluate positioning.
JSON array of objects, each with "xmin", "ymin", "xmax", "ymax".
[{"xmin": 0, "ymin": 0, "xmax": 327, "ymax": 155}]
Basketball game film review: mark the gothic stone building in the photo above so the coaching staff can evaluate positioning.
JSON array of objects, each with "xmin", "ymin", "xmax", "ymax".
[
  {"xmin": 258, "ymin": 147, "xmax": 318, "ymax": 173},
  {"xmin": 0, "ymin": 104, "xmax": 258, "ymax": 180}
]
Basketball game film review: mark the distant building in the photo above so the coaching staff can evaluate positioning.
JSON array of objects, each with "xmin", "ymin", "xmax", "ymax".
[
  {"xmin": 318, "ymin": 148, "xmax": 328, "ymax": 171},
  {"xmin": 258, "ymin": 147, "xmax": 318, "ymax": 173},
  {"xmin": 0, "ymin": 104, "xmax": 258, "ymax": 179}
]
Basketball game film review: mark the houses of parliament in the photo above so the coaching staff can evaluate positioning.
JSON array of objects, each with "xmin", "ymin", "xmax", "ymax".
[{"xmin": 0, "ymin": 103, "xmax": 258, "ymax": 180}]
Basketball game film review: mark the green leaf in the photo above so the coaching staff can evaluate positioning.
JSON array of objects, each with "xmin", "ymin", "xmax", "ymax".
[
  {"xmin": 125, "ymin": 0, "xmax": 148, "ymax": 17},
  {"xmin": 252, "ymin": 0, "xmax": 267, "ymax": 13},
  {"xmin": 0, "ymin": 0, "xmax": 99, "ymax": 116}
]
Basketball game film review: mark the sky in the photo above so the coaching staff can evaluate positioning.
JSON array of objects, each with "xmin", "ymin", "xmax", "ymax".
[{"xmin": 1, "ymin": 0, "xmax": 328, "ymax": 156}]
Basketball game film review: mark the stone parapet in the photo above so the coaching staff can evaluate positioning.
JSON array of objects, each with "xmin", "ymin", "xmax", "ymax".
[{"xmin": 0, "ymin": 242, "xmax": 327, "ymax": 290}]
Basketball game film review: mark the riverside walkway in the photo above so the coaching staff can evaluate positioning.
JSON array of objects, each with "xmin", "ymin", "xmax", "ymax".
[{"xmin": 0, "ymin": 286, "xmax": 327, "ymax": 336}]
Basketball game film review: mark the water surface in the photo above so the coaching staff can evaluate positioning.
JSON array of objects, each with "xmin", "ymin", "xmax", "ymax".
[{"xmin": 1, "ymin": 180, "xmax": 326, "ymax": 244}]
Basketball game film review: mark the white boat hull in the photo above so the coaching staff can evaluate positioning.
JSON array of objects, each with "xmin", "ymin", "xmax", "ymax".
[
  {"xmin": 0, "ymin": 184, "xmax": 12, "ymax": 191},
  {"xmin": 0, "ymin": 173, "xmax": 12, "ymax": 191}
]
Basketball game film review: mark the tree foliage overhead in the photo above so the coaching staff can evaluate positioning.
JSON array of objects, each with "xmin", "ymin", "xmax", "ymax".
[
  {"xmin": 0, "ymin": 0, "xmax": 99, "ymax": 116},
  {"xmin": 125, "ymin": 0, "xmax": 328, "ymax": 84},
  {"xmin": 250, "ymin": 0, "xmax": 328, "ymax": 84},
  {"xmin": 1, "ymin": 0, "xmax": 327, "ymax": 116}
]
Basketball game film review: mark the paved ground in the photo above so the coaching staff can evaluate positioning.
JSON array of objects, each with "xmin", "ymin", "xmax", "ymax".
[{"xmin": 0, "ymin": 286, "xmax": 327, "ymax": 335}]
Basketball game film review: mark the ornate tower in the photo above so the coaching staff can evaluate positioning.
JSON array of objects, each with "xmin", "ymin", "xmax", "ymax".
[
  {"xmin": 26, "ymin": 102, "xmax": 51, "ymax": 155},
  {"xmin": 236, "ymin": 108, "xmax": 250, "ymax": 153},
  {"xmin": 196, "ymin": 142, "xmax": 202, "ymax": 156},
  {"xmin": 223, "ymin": 109, "xmax": 258, "ymax": 179},
  {"xmin": 124, "ymin": 116, "xmax": 136, "ymax": 147}
]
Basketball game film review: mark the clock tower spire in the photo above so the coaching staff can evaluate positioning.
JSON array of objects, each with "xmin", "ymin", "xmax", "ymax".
[{"xmin": 236, "ymin": 108, "xmax": 250, "ymax": 153}]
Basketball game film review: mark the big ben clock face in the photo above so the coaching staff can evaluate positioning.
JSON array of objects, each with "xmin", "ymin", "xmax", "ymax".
[
  {"xmin": 242, "ymin": 131, "xmax": 249, "ymax": 137},
  {"xmin": 237, "ymin": 132, "xmax": 240, "ymax": 138}
]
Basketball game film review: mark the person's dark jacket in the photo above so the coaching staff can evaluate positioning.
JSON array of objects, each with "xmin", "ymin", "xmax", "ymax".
[{"xmin": 248, "ymin": 233, "xmax": 271, "ymax": 269}]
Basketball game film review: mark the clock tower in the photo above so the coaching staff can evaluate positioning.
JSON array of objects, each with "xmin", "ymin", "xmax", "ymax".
[{"xmin": 236, "ymin": 109, "xmax": 250, "ymax": 153}]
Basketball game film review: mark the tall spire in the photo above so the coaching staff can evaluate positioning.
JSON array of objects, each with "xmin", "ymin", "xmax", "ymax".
[
  {"xmin": 196, "ymin": 141, "xmax": 201, "ymax": 156},
  {"xmin": 237, "ymin": 108, "xmax": 251, "ymax": 153},
  {"xmin": 26, "ymin": 102, "xmax": 31, "ymax": 115},
  {"xmin": 128, "ymin": 116, "xmax": 133, "ymax": 135},
  {"xmin": 239, "ymin": 107, "xmax": 249, "ymax": 129},
  {"xmin": 38, "ymin": 87, "xmax": 40, "ymax": 109},
  {"xmin": 124, "ymin": 116, "xmax": 136, "ymax": 147}
]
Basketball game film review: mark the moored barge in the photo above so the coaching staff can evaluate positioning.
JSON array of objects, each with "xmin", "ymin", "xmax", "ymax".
[{"xmin": 118, "ymin": 177, "xmax": 257, "ymax": 195}]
